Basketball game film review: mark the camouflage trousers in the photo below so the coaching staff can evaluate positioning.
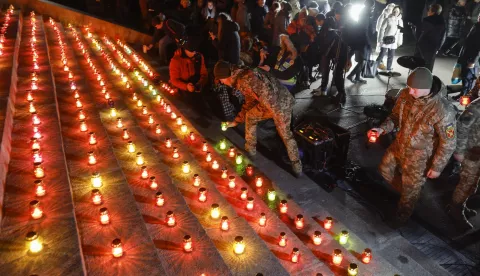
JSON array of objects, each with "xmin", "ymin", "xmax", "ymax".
[
  {"xmin": 379, "ymin": 147, "xmax": 429, "ymax": 221},
  {"xmin": 452, "ymin": 158, "xmax": 480, "ymax": 205},
  {"xmin": 244, "ymin": 104, "xmax": 300, "ymax": 164}
]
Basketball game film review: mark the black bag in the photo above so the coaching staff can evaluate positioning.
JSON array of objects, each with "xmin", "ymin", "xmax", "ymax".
[
  {"xmin": 382, "ymin": 35, "xmax": 395, "ymax": 44},
  {"xmin": 362, "ymin": 59, "xmax": 378, "ymax": 78}
]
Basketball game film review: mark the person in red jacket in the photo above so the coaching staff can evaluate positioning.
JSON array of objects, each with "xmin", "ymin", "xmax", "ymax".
[{"xmin": 169, "ymin": 36, "xmax": 209, "ymax": 111}]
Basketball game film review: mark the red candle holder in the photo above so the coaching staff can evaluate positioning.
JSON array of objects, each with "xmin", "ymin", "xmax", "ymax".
[
  {"xmin": 368, "ymin": 129, "xmax": 379, "ymax": 143},
  {"xmin": 460, "ymin": 96, "xmax": 471, "ymax": 106},
  {"xmin": 362, "ymin": 248, "xmax": 372, "ymax": 264}
]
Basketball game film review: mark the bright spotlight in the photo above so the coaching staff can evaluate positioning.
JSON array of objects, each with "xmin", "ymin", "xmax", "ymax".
[{"xmin": 349, "ymin": 4, "xmax": 365, "ymax": 22}]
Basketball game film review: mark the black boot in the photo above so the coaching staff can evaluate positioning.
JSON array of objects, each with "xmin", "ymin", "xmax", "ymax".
[{"xmin": 447, "ymin": 204, "xmax": 474, "ymax": 232}]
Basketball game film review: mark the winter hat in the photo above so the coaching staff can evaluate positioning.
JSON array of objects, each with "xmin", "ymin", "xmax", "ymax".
[
  {"xmin": 214, "ymin": 60, "xmax": 232, "ymax": 80},
  {"xmin": 183, "ymin": 35, "xmax": 200, "ymax": 52},
  {"xmin": 407, "ymin": 67, "xmax": 433, "ymax": 89}
]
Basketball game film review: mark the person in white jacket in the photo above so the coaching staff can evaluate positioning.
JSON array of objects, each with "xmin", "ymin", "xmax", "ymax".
[
  {"xmin": 376, "ymin": 4, "xmax": 396, "ymax": 43},
  {"xmin": 376, "ymin": 6, "xmax": 403, "ymax": 71}
]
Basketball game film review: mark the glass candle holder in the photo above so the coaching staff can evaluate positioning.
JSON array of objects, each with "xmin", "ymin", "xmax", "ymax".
[
  {"xmin": 221, "ymin": 216, "xmax": 229, "ymax": 231},
  {"xmin": 34, "ymin": 180, "xmax": 46, "ymax": 197},
  {"xmin": 30, "ymin": 200, "xmax": 43, "ymax": 219},
  {"xmin": 198, "ymin": 187, "xmax": 207, "ymax": 202},
  {"xmin": 234, "ymin": 236, "xmax": 245, "ymax": 255},
  {"xmin": 339, "ymin": 230, "xmax": 349, "ymax": 245},
  {"xmin": 313, "ymin": 231, "xmax": 322, "ymax": 245},
  {"xmin": 348, "ymin": 263, "xmax": 358, "ymax": 276},
  {"xmin": 210, "ymin": 203, "xmax": 220, "ymax": 219},
  {"xmin": 240, "ymin": 187, "xmax": 248, "ymax": 200},
  {"xmin": 149, "ymin": 176, "xmax": 158, "ymax": 190},
  {"xmin": 362, "ymin": 248, "xmax": 372, "ymax": 264},
  {"xmin": 228, "ymin": 176, "xmax": 236, "ymax": 189},
  {"xmin": 324, "ymin": 217, "xmax": 333, "ymax": 230},
  {"xmin": 91, "ymin": 189, "xmax": 102, "ymax": 205},
  {"xmin": 155, "ymin": 192, "xmax": 164, "ymax": 206},
  {"xmin": 183, "ymin": 235, "xmax": 193, "ymax": 252},
  {"xmin": 26, "ymin": 231, "xmax": 43, "ymax": 253},
  {"xmin": 100, "ymin": 207, "xmax": 110, "ymax": 224},
  {"xmin": 333, "ymin": 249, "xmax": 343, "ymax": 265},
  {"xmin": 259, "ymin": 212, "xmax": 266, "ymax": 227},
  {"xmin": 291, "ymin": 248, "xmax": 300, "ymax": 263},
  {"xmin": 295, "ymin": 214, "xmax": 305, "ymax": 229},
  {"xmin": 166, "ymin": 211, "xmax": 176, "ymax": 227},
  {"xmin": 278, "ymin": 232, "xmax": 287, "ymax": 247},
  {"xmin": 279, "ymin": 200, "xmax": 288, "ymax": 214},
  {"xmin": 111, "ymin": 238, "xmax": 123, "ymax": 257}
]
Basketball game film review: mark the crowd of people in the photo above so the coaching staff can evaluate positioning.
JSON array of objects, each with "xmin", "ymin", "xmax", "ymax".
[{"xmin": 142, "ymin": 0, "xmax": 480, "ymax": 230}]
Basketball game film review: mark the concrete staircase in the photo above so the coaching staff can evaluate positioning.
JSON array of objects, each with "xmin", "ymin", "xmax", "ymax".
[{"xmin": 0, "ymin": 8, "xmax": 455, "ymax": 276}]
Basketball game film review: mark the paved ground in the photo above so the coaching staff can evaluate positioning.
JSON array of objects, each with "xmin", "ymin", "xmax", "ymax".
[{"xmin": 142, "ymin": 35, "xmax": 480, "ymax": 274}]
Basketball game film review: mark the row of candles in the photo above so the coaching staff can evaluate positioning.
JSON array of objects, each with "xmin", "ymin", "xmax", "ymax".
[
  {"xmin": 0, "ymin": 5, "xmax": 15, "ymax": 56},
  {"xmin": 26, "ymin": 11, "xmax": 46, "ymax": 255},
  {"xmin": 91, "ymin": 30, "xmax": 373, "ymax": 270}
]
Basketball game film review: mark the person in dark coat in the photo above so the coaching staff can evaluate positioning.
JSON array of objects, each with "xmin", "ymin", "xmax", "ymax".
[
  {"xmin": 344, "ymin": 0, "xmax": 375, "ymax": 84},
  {"xmin": 210, "ymin": 13, "xmax": 241, "ymax": 64},
  {"xmin": 453, "ymin": 14, "xmax": 480, "ymax": 100},
  {"xmin": 250, "ymin": 0, "xmax": 269, "ymax": 40},
  {"xmin": 441, "ymin": 0, "xmax": 467, "ymax": 56},
  {"xmin": 415, "ymin": 4, "xmax": 445, "ymax": 72},
  {"xmin": 272, "ymin": 2, "xmax": 292, "ymax": 46}
]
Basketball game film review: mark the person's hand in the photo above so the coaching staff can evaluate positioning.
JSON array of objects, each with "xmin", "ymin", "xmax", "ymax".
[
  {"xmin": 454, "ymin": 153, "xmax": 465, "ymax": 162},
  {"xmin": 227, "ymin": 121, "xmax": 238, "ymax": 128},
  {"xmin": 259, "ymin": 65, "xmax": 270, "ymax": 71},
  {"xmin": 427, "ymin": 169, "xmax": 441, "ymax": 179},
  {"xmin": 368, "ymin": 128, "xmax": 384, "ymax": 136},
  {"xmin": 209, "ymin": 31, "xmax": 216, "ymax": 40},
  {"xmin": 187, "ymin": 83, "xmax": 195, "ymax": 92}
]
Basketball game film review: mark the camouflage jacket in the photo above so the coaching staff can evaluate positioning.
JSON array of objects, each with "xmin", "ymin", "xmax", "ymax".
[
  {"xmin": 380, "ymin": 78, "xmax": 457, "ymax": 172},
  {"xmin": 231, "ymin": 68, "xmax": 295, "ymax": 122},
  {"xmin": 456, "ymin": 98, "xmax": 480, "ymax": 159}
]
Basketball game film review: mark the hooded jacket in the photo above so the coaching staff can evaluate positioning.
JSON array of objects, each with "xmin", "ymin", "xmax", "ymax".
[
  {"xmin": 380, "ymin": 76, "xmax": 457, "ymax": 172},
  {"xmin": 231, "ymin": 1, "xmax": 251, "ymax": 32},
  {"xmin": 213, "ymin": 19, "xmax": 241, "ymax": 64},
  {"xmin": 169, "ymin": 49, "xmax": 208, "ymax": 91},
  {"xmin": 377, "ymin": 14, "xmax": 404, "ymax": 49},
  {"xmin": 417, "ymin": 14, "xmax": 446, "ymax": 52},
  {"xmin": 376, "ymin": 4, "xmax": 395, "ymax": 33}
]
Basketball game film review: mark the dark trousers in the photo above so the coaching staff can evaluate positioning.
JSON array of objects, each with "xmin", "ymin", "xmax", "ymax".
[
  {"xmin": 321, "ymin": 56, "xmax": 346, "ymax": 94},
  {"xmin": 348, "ymin": 49, "xmax": 366, "ymax": 80},
  {"xmin": 415, "ymin": 47, "xmax": 436, "ymax": 72},
  {"xmin": 376, "ymin": 47, "xmax": 396, "ymax": 70},
  {"xmin": 461, "ymin": 66, "xmax": 478, "ymax": 96}
]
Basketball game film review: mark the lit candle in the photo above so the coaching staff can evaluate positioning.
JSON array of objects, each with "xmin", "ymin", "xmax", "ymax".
[
  {"xmin": 291, "ymin": 248, "xmax": 300, "ymax": 263},
  {"xmin": 89, "ymin": 132, "xmax": 97, "ymax": 145},
  {"xmin": 127, "ymin": 141, "xmax": 135, "ymax": 153},
  {"xmin": 221, "ymin": 216, "xmax": 229, "ymax": 231},
  {"xmin": 182, "ymin": 161, "xmax": 190, "ymax": 174},
  {"xmin": 193, "ymin": 174, "xmax": 200, "ymax": 187},
  {"xmin": 267, "ymin": 190, "xmax": 276, "ymax": 201},
  {"xmin": 141, "ymin": 166, "xmax": 149, "ymax": 179},
  {"xmin": 142, "ymin": 106, "xmax": 148, "ymax": 115},
  {"xmin": 91, "ymin": 172, "xmax": 102, "ymax": 188},
  {"xmin": 132, "ymin": 93, "xmax": 138, "ymax": 101},
  {"xmin": 32, "ymin": 112, "xmax": 41, "ymax": 125},
  {"xmin": 78, "ymin": 109, "xmax": 86, "ymax": 120},
  {"xmin": 246, "ymin": 164, "xmax": 253, "ymax": 176},
  {"xmin": 110, "ymin": 108, "xmax": 117, "ymax": 117},
  {"xmin": 221, "ymin": 122, "xmax": 228, "ymax": 131},
  {"xmin": 75, "ymin": 99, "xmax": 82, "ymax": 108},
  {"xmin": 33, "ymin": 162, "xmax": 45, "ymax": 178},
  {"xmin": 228, "ymin": 147, "xmax": 235, "ymax": 158},
  {"xmin": 165, "ymin": 138, "xmax": 172, "ymax": 148},
  {"xmin": 136, "ymin": 152, "xmax": 145, "ymax": 165},
  {"xmin": 34, "ymin": 180, "xmax": 46, "ymax": 197},
  {"xmin": 246, "ymin": 197, "xmax": 254, "ymax": 211},
  {"xmin": 240, "ymin": 187, "xmax": 248, "ymax": 200},
  {"xmin": 88, "ymin": 151, "xmax": 97, "ymax": 165},
  {"xmin": 180, "ymin": 124, "xmax": 187, "ymax": 133},
  {"xmin": 91, "ymin": 189, "xmax": 102, "ymax": 205},
  {"xmin": 279, "ymin": 200, "xmax": 288, "ymax": 214},
  {"xmin": 460, "ymin": 96, "xmax": 471, "ymax": 106},
  {"xmin": 234, "ymin": 236, "xmax": 245, "ymax": 255},
  {"xmin": 219, "ymin": 139, "xmax": 226, "ymax": 150},
  {"xmin": 137, "ymin": 100, "xmax": 143, "ymax": 107},
  {"xmin": 202, "ymin": 141, "xmax": 208, "ymax": 152},
  {"xmin": 189, "ymin": 132, "xmax": 195, "ymax": 141},
  {"xmin": 100, "ymin": 207, "xmax": 110, "ymax": 224},
  {"xmin": 166, "ymin": 211, "xmax": 176, "ymax": 227},
  {"xmin": 111, "ymin": 239, "xmax": 123, "ymax": 257},
  {"xmin": 348, "ymin": 263, "xmax": 358, "ymax": 276},
  {"xmin": 149, "ymin": 176, "xmax": 158, "ymax": 190},
  {"xmin": 116, "ymin": 117, "xmax": 124, "ymax": 128},
  {"xmin": 255, "ymin": 176, "xmax": 263, "ymax": 188},
  {"xmin": 278, "ymin": 232, "xmax": 287, "ymax": 247},
  {"xmin": 206, "ymin": 152, "xmax": 212, "ymax": 162},
  {"xmin": 74, "ymin": 90, "xmax": 80, "ymax": 99},
  {"xmin": 333, "ymin": 249, "xmax": 343, "ymax": 265},
  {"xmin": 259, "ymin": 212, "xmax": 266, "ymax": 227},
  {"xmin": 31, "ymin": 81, "xmax": 38, "ymax": 90},
  {"xmin": 31, "ymin": 138, "xmax": 40, "ymax": 150},
  {"xmin": 155, "ymin": 192, "xmax": 164, "ymax": 206},
  {"xmin": 80, "ymin": 120, "xmax": 88, "ymax": 132},
  {"xmin": 324, "ymin": 217, "xmax": 333, "ymax": 230},
  {"xmin": 235, "ymin": 154, "xmax": 243, "ymax": 165},
  {"xmin": 176, "ymin": 117, "xmax": 182, "ymax": 126},
  {"xmin": 33, "ymin": 127, "xmax": 42, "ymax": 139},
  {"xmin": 172, "ymin": 147, "xmax": 179, "ymax": 159},
  {"xmin": 221, "ymin": 168, "xmax": 228, "ymax": 179},
  {"xmin": 170, "ymin": 112, "xmax": 176, "ymax": 120},
  {"xmin": 155, "ymin": 124, "xmax": 161, "ymax": 135},
  {"xmin": 32, "ymin": 149, "xmax": 42, "ymax": 163},
  {"xmin": 183, "ymin": 235, "xmax": 193, "ymax": 252},
  {"xmin": 122, "ymin": 129, "xmax": 130, "ymax": 140},
  {"xmin": 148, "ymin": 114, "xmax": 154, "ymax": 125},
  {"xmin": 211, "ymin": 160, "xmax": 219, "ymax": 170},
  {"xmin": 228, "ymin": 176, "xmax": 236, "ymax": 189},
  {"xmin": 362, "ymin": 248, "xmax": 372, "ymax": 264},
  {"xmin": 313, "ymin": 231, "xmax": 322, "ymax": 245},
  {"xmin": 198, "ymin": 187, "xmax": 207, "ymax": 202},
  {"xmin": 295, "ymin": 214, "xmax": 305, "ymax": 229},
  {"xmin": 26, "ymin": 231, "xmax": 43, "ymax": 253},
  {"xmin": 29, "ymin": 102, "xmax": 36, "ymax": 113},
  {"xmin": 27, "ymin": 91, "xmax": 34, "ymax": 102},
  {"xmin": 339, "ymin": 230, "xmax": 349, "ymax": 245},
  {"xmin": 30, "ymin": 200, "xmax": 43, "ymax": 219},
  {"xmin": 368, "ymin": 129, "xmax": 379, "ymax": 143},
  {"xmin": 166, "ymin": 105, "xmax": 172, "ymax": 113},
  {"xmin": 210, "ymin": 203, "xmax": 220, "ymax": 219}
]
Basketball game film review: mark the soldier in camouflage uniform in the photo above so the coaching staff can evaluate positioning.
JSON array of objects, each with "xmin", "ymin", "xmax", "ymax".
[
  {"xmin": 369, "ymin": 68, "xmax": 457, "ymax": 226},
  {"xmin": 213, "ymin": 60, "xmax": 302, "ymax": 177},
  {"xmin": 449, "ymin": 97, "xmax": 480, "ymax": 231}
]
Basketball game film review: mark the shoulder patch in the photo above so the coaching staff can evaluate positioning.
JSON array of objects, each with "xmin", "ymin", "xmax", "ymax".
[{"xmin": 445, "ymin": 123, "xmax": 455, "ymax": 139}]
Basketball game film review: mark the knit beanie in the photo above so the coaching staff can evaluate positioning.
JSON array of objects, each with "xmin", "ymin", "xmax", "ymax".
[
  {"xmin": 407, "ymin": 67, "xmax": 433, "ymax": 89},
  {"xmin": 214, "ymin": 60, "xmax": 232, "ymax": 80}
]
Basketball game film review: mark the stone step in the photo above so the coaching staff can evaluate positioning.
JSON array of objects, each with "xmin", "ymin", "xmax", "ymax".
[
  {"xmin": 115, "ymin": 41, "xmax": 452, "ymax": 276},
  {"xmin": 0, "ymin": 13, "xmax": 85, "ymax": 275}
]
